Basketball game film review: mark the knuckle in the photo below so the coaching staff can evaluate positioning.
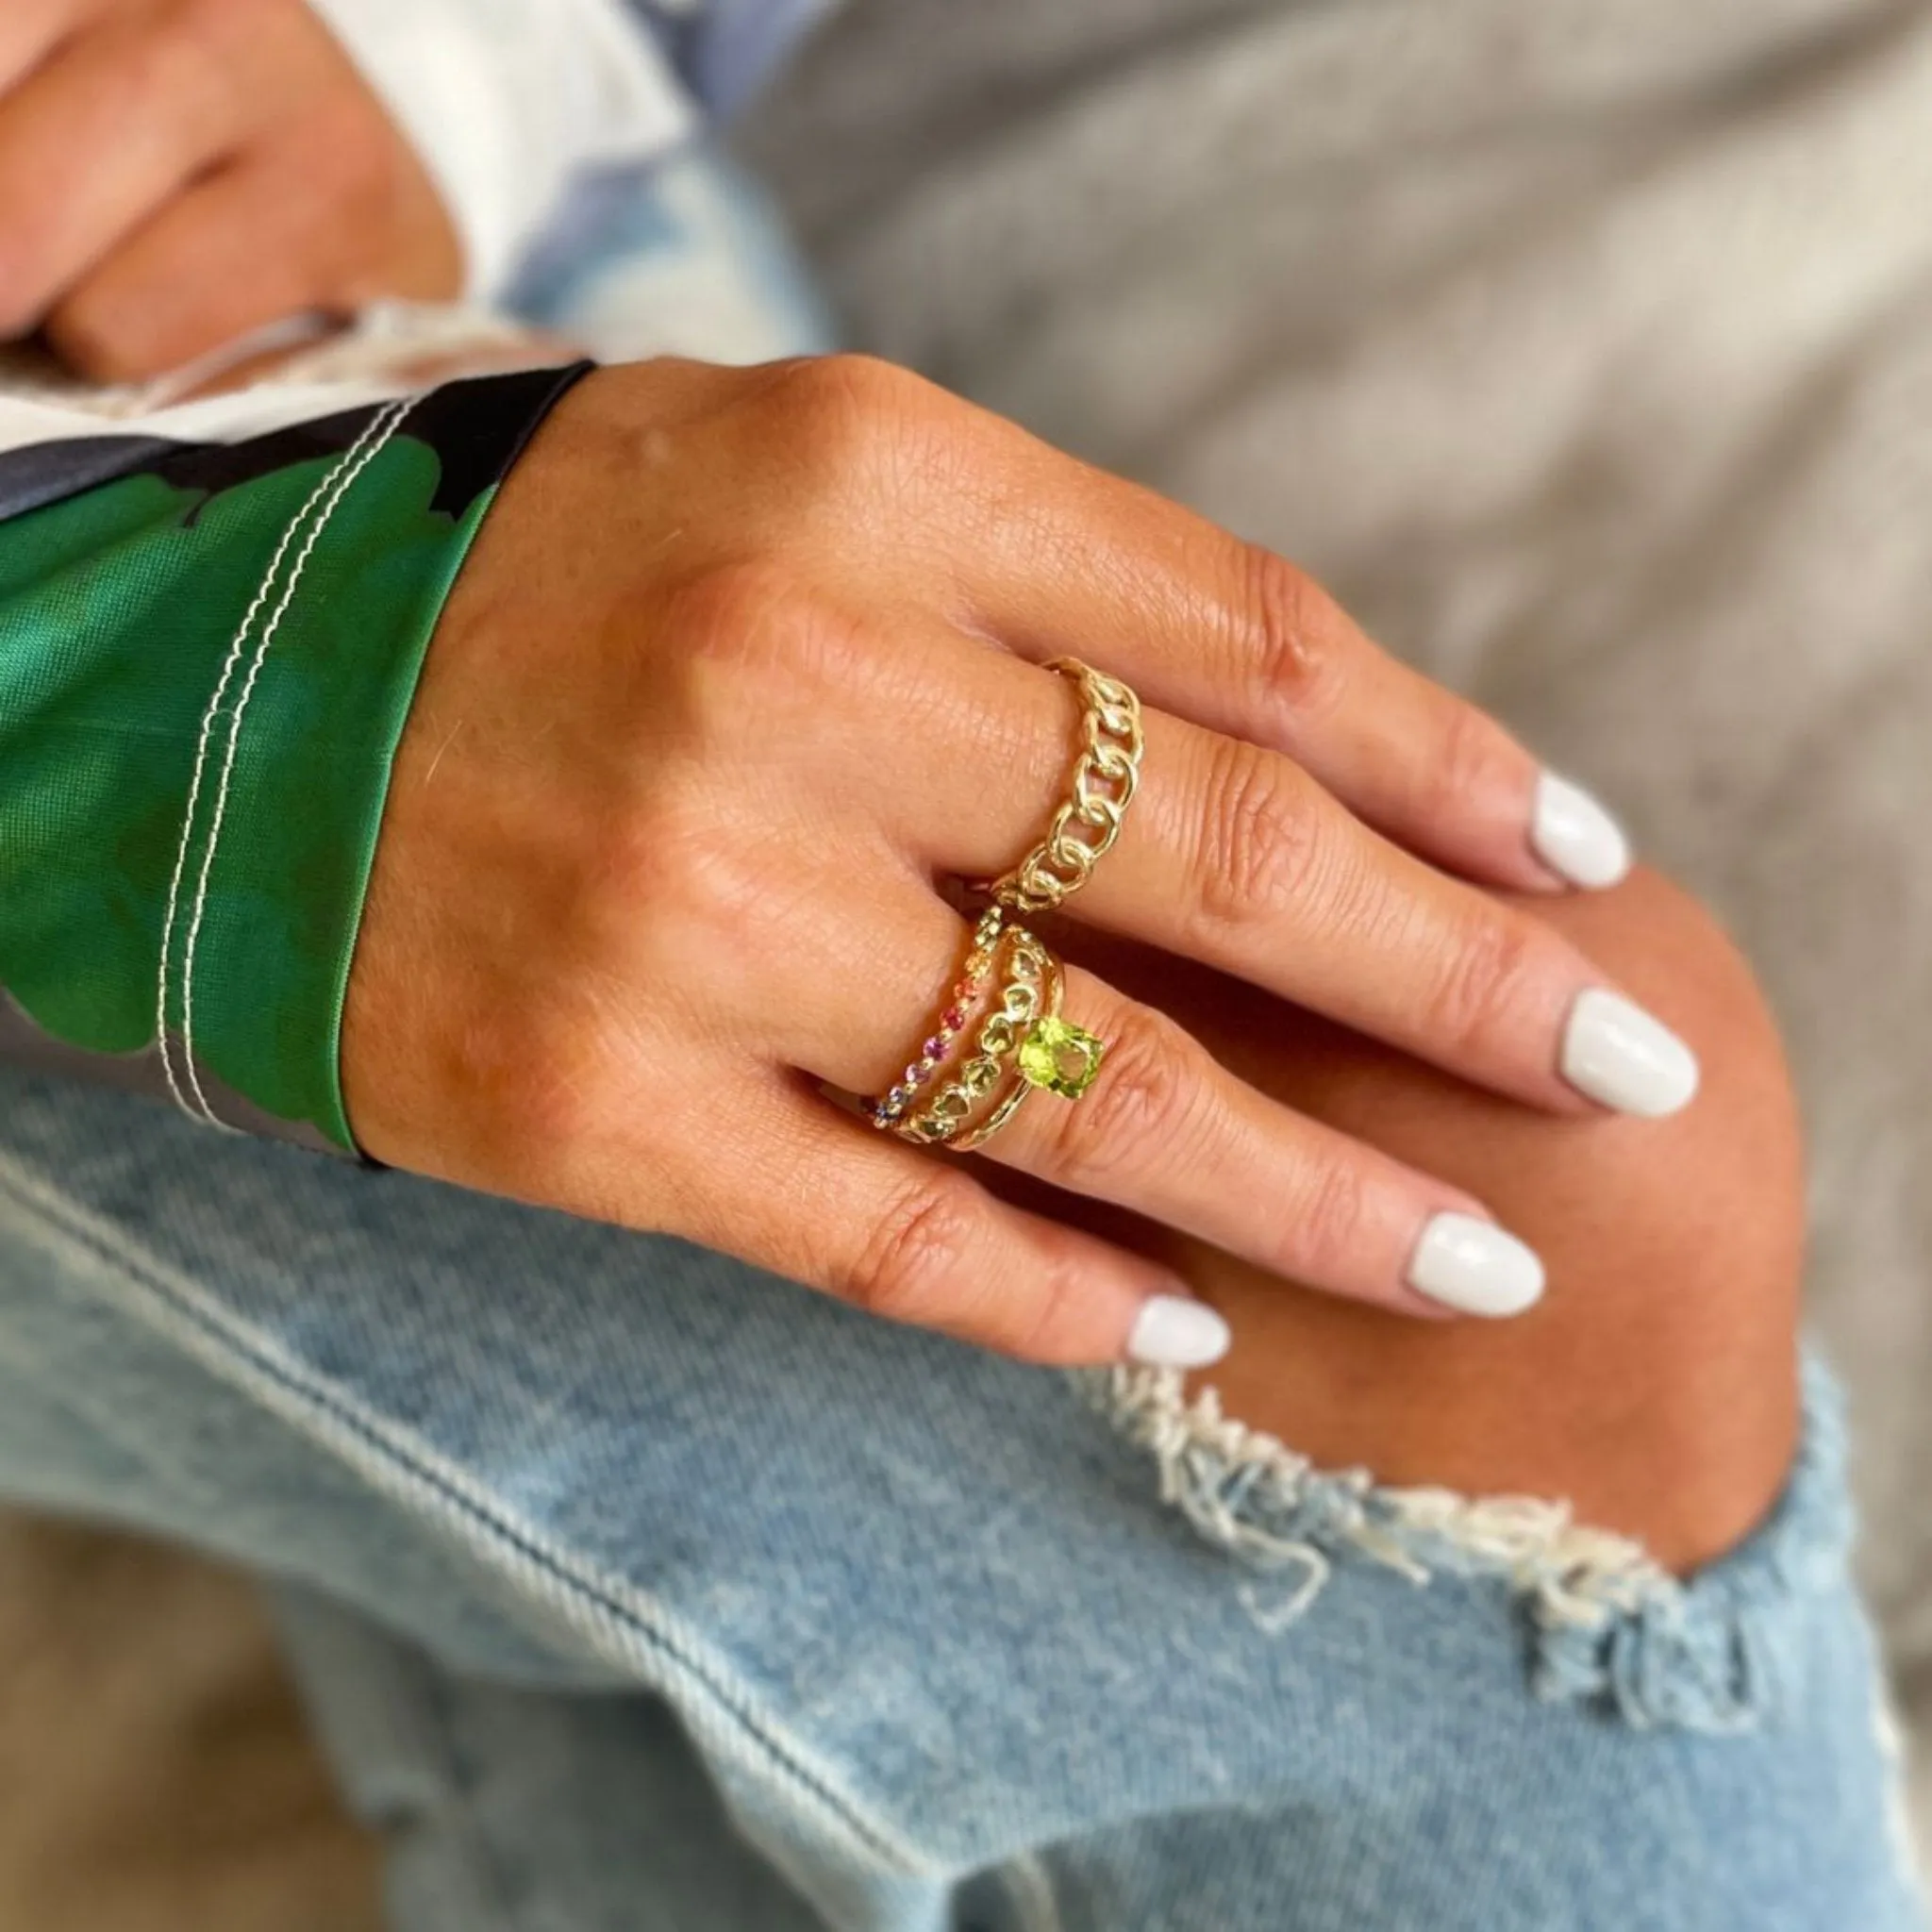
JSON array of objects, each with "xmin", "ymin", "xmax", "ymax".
[
  {"xmin": 845, "ymin": 1176, "xmax": 982, "ymax": 1328},
  {"xmin": 996, "ymin": 1251, "xmax": 1075, "ymax": 1360},
  {"xmin": 662, "ymin": 558, "xmax": 874, "ymax": 724},
  {"xmin": 283, "ymin": 116, "xmax": 404, "ymax": 277},
  {"xmin": 1191, "ymin": 738, "xmax": 1326, "ymax": 934},
  {"xmin": 787, "ymin": 349, "xmax": 915, "ymax": 416},
  {"xmin": 762, "ymin": 352, "xmax": 941, "ymax": 496},
  {"xmin": 44, "ymin": 291, "xmax": 150, "ymax": 383},
  {"xmin": 1425, "ymin": 910, "xmax": 1541, "ymax": 1058},
  {"xmin": 173, "ymin": 0, "xmax": 253, "ymax": 45},
  {"xmin": 1284, "ymin": 1158, "xmax": 1370, "ymax": 1281},
  {"xmin": 772, "ymin": 352, "xmax": 891, "ymax": 441},
  {"xmin": 0, "ymin": 228, "xmax": 62, "ymax": 339},
  {"xmin": 133, "ymin": 8, "xmax": 237, "ymax": 127},
  {"xmin": 112, "ymin": 15, "xmax": 190, "ymax": 94},
  {"xmin": 1040, "ymin": 1004, "xmax": 1204, "ymax": 1191},
  {"xmin": 1418, "ymin": 699, "xmax": 1519, "ymax": 823},
  {"xmin": 176, "ymin": 0, "xmax": 317, "ymax": 120},
  {"xmin": 1235, "ymin": 543, "xmax": 1348, "ymax": 721},
  {"xmin": 661, "ymin": 558, "xmax": 807, "ymax": 677}
]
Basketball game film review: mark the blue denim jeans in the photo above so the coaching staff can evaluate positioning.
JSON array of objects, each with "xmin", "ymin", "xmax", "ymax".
[{"xmin": 0, "ymin": 1068, "xmax": 1922, "ymax": 1930}]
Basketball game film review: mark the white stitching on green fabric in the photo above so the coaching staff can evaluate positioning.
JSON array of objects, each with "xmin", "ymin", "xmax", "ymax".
[{"xmin": 161, "ymin": 396, "xmax": 414, "ymax": 1130}]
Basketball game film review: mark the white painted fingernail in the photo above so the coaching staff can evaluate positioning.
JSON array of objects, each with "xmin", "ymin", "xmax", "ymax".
[
  {"xmin": 1560, "ymin": 988, "xmax": 1700, "ymax": 1117},
  {"xmin": 1127, "ymin": 1295, "xmax": 1231, "ymax": 1369},
  {"xmin": 1407, "ymin": 1212, "xmax": 1546, "ymax": 1317},
  {"xmin": 1531, "ymin": 772, "xmax": 1631, "ymax": 890}
]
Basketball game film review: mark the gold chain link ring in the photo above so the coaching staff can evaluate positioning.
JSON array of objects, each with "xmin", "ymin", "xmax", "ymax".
[{"xmin": 981, "ymin": 658, "xmax": 1143, "ymax": 915}]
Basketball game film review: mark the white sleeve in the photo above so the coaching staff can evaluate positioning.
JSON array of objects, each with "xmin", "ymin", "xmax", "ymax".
[{"xmin": 308, "ymin": 0, "xmax": 696, "ymax": 300}]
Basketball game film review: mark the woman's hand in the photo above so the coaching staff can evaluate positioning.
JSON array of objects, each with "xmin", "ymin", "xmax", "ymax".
[
  {"xmin": 0, "ymin": 0, "xmax": 458, "ymax": 382},
  {"xmin": 344, "ymin": 356, "xmax": 1696, "ymax": 1368}
]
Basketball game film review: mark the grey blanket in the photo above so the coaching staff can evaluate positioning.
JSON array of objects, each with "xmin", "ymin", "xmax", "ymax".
[{"xmin": 741, "ymin": 0, "xmax": 1932, "ymax": 1836}]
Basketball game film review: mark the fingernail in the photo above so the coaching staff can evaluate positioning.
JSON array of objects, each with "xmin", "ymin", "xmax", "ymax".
[
  {"xmin": 1531, "ymin": 772, "xmax": 1631, "ymax": 891},
  {"xmin": 1127, "ymin": 1294, "xmax": 1231, "ymax": 1369},
  {"xmin": 1407, "ymin": 1211, "xmax": 1546, "ymax": 1317},
  {"xmin": 1560, "ymin": 987, "xmax": 1700, "ymax": 1117}
]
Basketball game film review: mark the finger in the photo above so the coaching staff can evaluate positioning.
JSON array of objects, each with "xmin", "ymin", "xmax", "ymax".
[
  {"xmin": 0, "ymin": 0, "xmax": 111, "ymax": 94},
  {"xmin": 0, "ymin": 9, "xmax": 250, "ymax": 340},
  {"xmin": 875, "ymin": 369, "xmax": 1629, "ymax": 892},
  {"xmin": 49, "ymin": 109, "xmax": 460, "ymax": 383},
  {"xmin": 50, "ymin": 152, "xmax": 330, "ymax": 381},
  {"xmin": 983, "ymin": 964, "xmax": 1547, "ymax": 1319},
  {"xmin": 685, "ymin": 1075, "xmax": 1228, "ymax": 1369},
  {"xmin": 864, "ymin": 641, "xmax": 1699, "ymax": 1120},
  {"xmin": 777, "ymin": 888, "xmax": 1546, "ymax": 1322}
]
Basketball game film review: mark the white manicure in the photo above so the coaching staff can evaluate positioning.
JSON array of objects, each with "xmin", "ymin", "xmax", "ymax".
[
  {"xmin": 1561, "ymin": 988, "xmax": 1700, "ymax": 1117},
  {"xmin": 1128, "ymin": 1295, "xmax": 1231, "ymax": 1369},
  {"xmin": 1407, "ymin": 1213, "xmax": 1546, "ymax": 1317},
  {"xmin": 1531, "ymin": 772, "xmax": 1632, "ymax": 891}
]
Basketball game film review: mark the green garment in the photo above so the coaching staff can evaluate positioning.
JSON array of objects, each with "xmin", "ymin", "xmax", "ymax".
[{"xmin": 0, "ymin": 363, "xmax": 588, "ymax": 1154}]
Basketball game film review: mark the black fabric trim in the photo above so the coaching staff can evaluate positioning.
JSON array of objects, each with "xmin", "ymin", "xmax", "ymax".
[
  {"xmin": 410, "ymin": 359, "xmax": 597, "ymax": 517},
  {"xmin": 0, "ymin": 434, "xmax": 184, "ymax": 522},
  {"xmin": 0, "ymin": 358, "xmax": 597, "ymax": 528},
  {"xmin": 0, "ymin": 358, "xmax": 598, "ymax": 1159}
]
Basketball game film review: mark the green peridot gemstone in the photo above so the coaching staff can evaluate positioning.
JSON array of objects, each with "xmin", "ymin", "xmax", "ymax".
[{"xmin": 1017, "ymin": 1016, "xmax": 1106, "ymax": 1098}]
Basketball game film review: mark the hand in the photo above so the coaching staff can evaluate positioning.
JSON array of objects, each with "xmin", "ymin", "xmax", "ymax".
[
  {"xmin": 344, "ymin": 356, "xmax": 1694, "ymax": 1368},
  {"xmin": 0, "ymin": 0, "xmax": 459, "ymax": 382},
  {"xmin": 1050, "ymin": 871, "xmax": 1797, "ymax": 1574}
]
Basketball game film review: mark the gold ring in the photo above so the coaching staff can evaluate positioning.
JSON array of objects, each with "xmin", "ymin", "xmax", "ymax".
[
  {"xmin": 867, "ymin": 907, "xmax": 1007, "ymax": 1129},
  {"xmin": 981, "ymin": 658, "xmax": 1143, "ymax": 915},
  {"xmin": 893, "ymin": 925, "xmax": 1108, "ymax": 1152}
]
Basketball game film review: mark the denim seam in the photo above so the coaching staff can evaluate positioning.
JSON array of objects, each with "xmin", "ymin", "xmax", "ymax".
[{"xmin": 0, "ymin": 1151, "xmax": 940, "ymax": 1881}]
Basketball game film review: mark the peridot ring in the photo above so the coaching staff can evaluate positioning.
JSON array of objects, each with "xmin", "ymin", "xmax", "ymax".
[{"xmin": 892, "ymin": 926, "xmax": 1107, "ymax": 1153}]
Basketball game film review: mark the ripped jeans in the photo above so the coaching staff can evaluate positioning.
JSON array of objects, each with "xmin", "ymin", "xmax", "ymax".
[{"xmin": 0, "ymin": 1071, "xmax": 1919, "ymax": 1931}]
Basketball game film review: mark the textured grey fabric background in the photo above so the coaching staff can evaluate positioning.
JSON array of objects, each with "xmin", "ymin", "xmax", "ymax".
[{"xmin": 741, "ymin": 0, "xmax": 1932, "ymax": 1837}]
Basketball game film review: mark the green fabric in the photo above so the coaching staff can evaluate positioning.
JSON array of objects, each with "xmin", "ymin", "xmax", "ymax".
[{"xmin": 0, "ymin": 420, "xmax": 495, "ymax": 1150}]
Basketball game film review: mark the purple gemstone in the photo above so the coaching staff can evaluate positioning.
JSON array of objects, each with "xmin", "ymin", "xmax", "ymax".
[{"xmin": 923, "ymin": 1036, "xmax": 945, "ymax": 1059}]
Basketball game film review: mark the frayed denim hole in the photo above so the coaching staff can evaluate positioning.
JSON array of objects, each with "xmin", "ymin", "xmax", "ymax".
[{"xmin": 1072, "ymin": 1348, "xmax": 1851, "ymax": 1736}]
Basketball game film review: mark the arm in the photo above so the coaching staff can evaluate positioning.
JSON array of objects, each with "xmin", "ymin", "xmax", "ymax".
[{"xmin": 7, "ymin": 348, "xmax": 1701, "ymax": 1375}]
